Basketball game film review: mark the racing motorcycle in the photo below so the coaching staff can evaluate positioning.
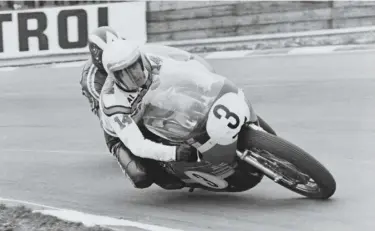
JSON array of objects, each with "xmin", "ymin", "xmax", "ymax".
[{"xmin": 141, "ymin": 61, "xmax": 336, "ymax": 200}]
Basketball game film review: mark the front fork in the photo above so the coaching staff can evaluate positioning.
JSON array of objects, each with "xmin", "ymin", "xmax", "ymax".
[{"xmin": 236, "ymin": 124, "xmax": 283, "ymax": 183}]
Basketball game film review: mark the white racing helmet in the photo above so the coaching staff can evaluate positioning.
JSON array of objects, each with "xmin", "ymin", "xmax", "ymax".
[{"xmin": 103, "ymin": 40, "xmax": 151, "ymax": 91}]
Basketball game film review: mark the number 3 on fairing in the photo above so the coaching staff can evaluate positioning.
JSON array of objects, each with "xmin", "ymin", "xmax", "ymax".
[
  {"xmin": 206, "ymin": 92, "xmax": 249, "ymax": 145},
  {"xmin": 213, "ymin": 104, "xmax": 240, "ymax": 129}
]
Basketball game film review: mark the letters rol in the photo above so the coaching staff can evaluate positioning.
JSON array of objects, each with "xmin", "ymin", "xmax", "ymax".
[
  {"xmin": 206, "ymin": 92, "xmax": 250, "ymax": 145},
  {"xmin": 0, "ymin": 1, "xmax": 146, "ymax": 59}
]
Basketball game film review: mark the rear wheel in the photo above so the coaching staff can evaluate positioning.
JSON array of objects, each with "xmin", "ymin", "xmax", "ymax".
[{"xmin": 241, "ymin": 125, "xmax": 336, "ymax": 199}]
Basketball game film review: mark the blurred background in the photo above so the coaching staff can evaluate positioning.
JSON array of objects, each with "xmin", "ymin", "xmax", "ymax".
[{"xmin": 1, "ymin": 0, "xmax": 374, "ymax": 66}]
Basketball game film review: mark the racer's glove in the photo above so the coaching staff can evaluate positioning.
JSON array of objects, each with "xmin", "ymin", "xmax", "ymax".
[{"xmin": 175, "ymin": 144, "xmax": 198, "ymax": 162}]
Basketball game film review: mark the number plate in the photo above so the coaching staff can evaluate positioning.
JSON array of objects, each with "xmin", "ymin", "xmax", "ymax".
[{"xmin": 206, "ymin": 92, "xmax": 250, "ymax": 145}]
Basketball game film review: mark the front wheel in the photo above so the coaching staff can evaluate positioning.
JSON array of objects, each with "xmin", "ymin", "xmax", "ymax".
[{"xmin": 239, "ymin": 125, "xmax": 336, "ymax": 199}]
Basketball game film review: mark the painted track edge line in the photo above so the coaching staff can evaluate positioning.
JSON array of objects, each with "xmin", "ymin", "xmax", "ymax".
[
  {"xmin": 0, "ymin": 197, "xmax": 184, "ymax": 231},
  {"xmin": 200, "ymin": 45, "xmax": 375, "ymax": 59},
  {"xmin": 0, "ymin": 44, "xmax": 374, "ymax": 71}
]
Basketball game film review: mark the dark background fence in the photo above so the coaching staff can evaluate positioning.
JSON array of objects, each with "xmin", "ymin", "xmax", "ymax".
[{"xmin": 2, "ymin": 1, "xmax": 374, "ymax": 42}]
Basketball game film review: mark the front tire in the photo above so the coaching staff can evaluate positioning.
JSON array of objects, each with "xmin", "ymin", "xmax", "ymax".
[{"xmin": 242, "ymin": 126, "xmax": 336, "ymax": 199}]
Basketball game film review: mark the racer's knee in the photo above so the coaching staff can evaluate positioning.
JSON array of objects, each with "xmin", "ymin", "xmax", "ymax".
[{"xmin": 112, "ymin": 143, "xmax": 153, "ymax": 189}]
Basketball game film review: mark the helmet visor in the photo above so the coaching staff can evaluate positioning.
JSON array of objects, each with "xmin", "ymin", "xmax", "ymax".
[{"xmin": 113, "ymin": 60, "xmax": 147, "ymax": 91}]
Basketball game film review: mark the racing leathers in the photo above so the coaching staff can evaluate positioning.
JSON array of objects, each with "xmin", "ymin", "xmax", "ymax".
[
  {"xmin": 99, "ymin": 54, "xmax": 181, "ymax": 162},
  {"xmin": 98, "ymin": 53, "xmax": 267, "ymax": 192},
  {"xmin": 80, "ymin": 57, "xmax": 173, "ymax": 188},
  {"xmin": 80, "ymin": 45, "xmax": 214, "ymax": 120},
  {"xmin": 81, "ymin": 53, "xmax": 268, "ymax": 191},
  {"xmin": 81, "ymin": 52, "xmax": 200, "ymax": 189},
  {"xmin": 80, "ymin": 58, "xmax": 105, "ymax": 117},
  {"xmin": 80, "ymin": 43, "xmax": 216, "ymax": 152},
  {"xmin": 101, "ymin": 52, "xmax": 204, "ymax": 188},
  {"xmin": 80, "ymin": 58, "xmax": 121, "ymax": 151}
]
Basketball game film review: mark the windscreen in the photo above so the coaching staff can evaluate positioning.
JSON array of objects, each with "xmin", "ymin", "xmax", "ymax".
[{"xmin": 142, "ymin": 60, "xmax": 225, "ymax": 142}]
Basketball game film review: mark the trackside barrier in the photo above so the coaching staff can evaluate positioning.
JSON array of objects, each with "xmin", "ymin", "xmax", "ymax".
[
  {"xmin": 0, "ymin": 1, "xmax": 147, "ymax": 60},
  {"xmin": 1, "ymin": 25, "xmax": 375, "ymax": 67}
]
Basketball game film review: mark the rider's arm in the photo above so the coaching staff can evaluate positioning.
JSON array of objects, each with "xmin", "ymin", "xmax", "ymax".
[{"xmin": 108, "ymin": 113, "xmax": 177, "ymax": 162}]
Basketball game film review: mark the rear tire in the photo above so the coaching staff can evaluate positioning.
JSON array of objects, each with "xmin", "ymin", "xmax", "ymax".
[{"xmin": 243, "ymin": 126, "xmax": 336, "ymax": 199}]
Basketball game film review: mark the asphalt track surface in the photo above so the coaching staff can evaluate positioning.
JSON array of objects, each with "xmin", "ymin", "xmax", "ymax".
[{"xmin": 1, "ymin": 50, "xmax": 374, "ymax": 231}]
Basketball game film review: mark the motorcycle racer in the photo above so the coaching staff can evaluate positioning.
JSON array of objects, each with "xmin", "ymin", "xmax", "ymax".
[
  {"xmin": 99, "ymin": 39, "xmax": 204, "ymax": 189},
  {"xmin": 80, "ymin": 27, "xmax": 214, "ymax": 119},
  {"xmin": 80, "ymin": 27, "xmax": 211, "ymax": 189},
  {"xmin": 80, "ymin": 26, "xmax": 121, "ymax": 118},
  {"xmin": 80, "ymin": 27, "xmax": 272, "ymax": 191}
]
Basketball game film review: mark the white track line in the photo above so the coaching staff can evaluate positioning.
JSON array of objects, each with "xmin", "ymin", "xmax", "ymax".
[
  {"xmin": 0, "ymin": 67, "xmax": 18, "ymax": 71},
  {"xmin": 287, "ymin": 45, "xmax": 341, "ymax": 54},
  {"xmin": 0, "ymin": 198, "xmax": 61, "ymax": 210},
  {"xmin": 52, "ymin": 61, "xmax": 86, "ymax": 68},
  {"xmin": 205, "ymin": 46, "xmax": 375, "ymax": 60},
  {"xmin": 0, "ymin": 197, "xmax": 184, "ymax": 231},
  {"xmin": 1, "ymin": 45, "xmax": 374, "ymax": 70},
  {"xmin": 204, "ymin": 50, "xmax": 253, "ymax": 59},
  {"xmin": 0, "ymin": 148, "xmax": 105, "ymax": 155}
]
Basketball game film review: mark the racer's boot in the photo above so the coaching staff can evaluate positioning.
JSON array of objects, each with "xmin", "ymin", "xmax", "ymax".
[
  {"xmin": 112, "ymin": 143, "xmax": 153, "ymax": 189},
  {"xmin": 142, "ymin": 158, "xmax": 186, "ymax": 190}
]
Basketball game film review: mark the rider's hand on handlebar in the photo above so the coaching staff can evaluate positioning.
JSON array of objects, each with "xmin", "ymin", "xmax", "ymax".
[{"xmin": 176, "ymin": 144, "xmax": 197, "ymax": 162}]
